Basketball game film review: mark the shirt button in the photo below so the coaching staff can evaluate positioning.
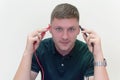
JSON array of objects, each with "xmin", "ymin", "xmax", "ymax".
[{"xmin": 61, "ymin": 63, "xmax": 64, "ymax": 67}]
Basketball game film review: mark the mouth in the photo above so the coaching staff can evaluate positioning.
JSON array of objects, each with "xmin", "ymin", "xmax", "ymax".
[{"xmin": 60, "ymin": 41, "xmax": 70, "ymax": 45}]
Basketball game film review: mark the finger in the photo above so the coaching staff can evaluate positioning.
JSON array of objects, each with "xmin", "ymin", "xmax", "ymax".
[
  {"xmin": 88, "ymin": 34, "xmax": 95, "ymax": 39},
  {"xmin": 38, "ymin": 25, "xmax": 51, "ymax": 33},
  {"xmin": 30, "ymin": 28, "xmax": 47, "ymax": 40},
  {"xmin": 82, "ymin": 33, "xmax": 87, "ymax": 42},
  {"xmin": 81, "ymin": 28, "xmax": 95, "ymax": 35},
  {"xmin": 37, "ymin": 29, "xmax": 47, "ymax": 34},
  {"xmin": 31, "ymin": 36, "xmax": 41, "ymax": 50},
  {"xmin": 83, "ymin": 33, "xmax": 94, "ymax": 45},
  {"xmin": 82, "ymin": 33, "xmax": 94, "ymax": 42},
  {"xmin": 29, "ymin": 31, "xmax": 39, "ymax": 38},
  {"xmin": 38, "ymin": 27, "xmax": 50, "ymax": 39},
  {"xmin": 87, "ymin": 37, "xmax": 96, "ymax": 46},
  {"xmin": 32, "ymin": 35, "xmax": 41, "ymax": 45},
  {"xmin": 32, "ymin": 36, "xmax": 39, "ymax": 43}
]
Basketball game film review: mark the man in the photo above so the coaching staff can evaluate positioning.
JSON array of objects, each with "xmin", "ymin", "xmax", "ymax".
[{"xmin": 14, "ymin": 3, "xmax": 109, "ymax": 80}]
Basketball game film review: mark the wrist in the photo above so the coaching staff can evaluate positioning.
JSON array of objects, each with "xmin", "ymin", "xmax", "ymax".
[
  {"xmin": 23, "ymin": 49, "xmax": 34, "ymax": 57},
  {"xmin": 93, "ymin": 52, "xmax": 104, "ymax": 61},
  {"xmin": 94, "ymin": 58, "xmax": 107, "ymax": 67},
  {"xmin": 93, "ymin": 52, "xmax": 107, "ymax": 67}
]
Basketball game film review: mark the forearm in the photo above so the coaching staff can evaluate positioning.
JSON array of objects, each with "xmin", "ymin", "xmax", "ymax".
[
  {"xmin": 82, "ymin": 28, "xmax": 109, "ymax": 80},
  {"xmin": 14, "ymin": 51, "xmax": 33, "ymax": 80},
  {"xmin": 13, "ymin": 27, "xmax": 46, "ymax": 80},
  {"xmin": 93, "ymin": 53, "xmax": 109, "ymax": 80}
]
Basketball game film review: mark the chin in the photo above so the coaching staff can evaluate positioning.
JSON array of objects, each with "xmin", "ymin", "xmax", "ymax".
[
  {"xmin": 55, "ymin": 41, "xmax": 73, "ymax": 52},
  {"xmin": 60, "ymin": 46, "xmax": 70, "ymax": 51}
]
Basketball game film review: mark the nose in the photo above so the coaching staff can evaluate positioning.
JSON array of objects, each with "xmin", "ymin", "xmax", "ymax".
[{"xmin": 62, "ymin": 30, "xmax": 68, "ymax": 40}]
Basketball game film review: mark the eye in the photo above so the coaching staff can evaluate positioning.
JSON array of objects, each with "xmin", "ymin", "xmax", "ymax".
[
  {"xmin": 55, "ymin": 27, "xmax": 63, "ymax": 32},
  {"xmin": 68, "ymin": 27, "xmax": 75, "ymax": 32}
]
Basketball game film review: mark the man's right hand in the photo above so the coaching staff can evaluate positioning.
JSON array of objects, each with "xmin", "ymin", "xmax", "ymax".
[
  {"xmin": 13, "ymin": 28, "xmax": 49, "ymax": 80},
  {"xmin": 24, "ymin": 28, "xmax": 49, "ymax": 55}
]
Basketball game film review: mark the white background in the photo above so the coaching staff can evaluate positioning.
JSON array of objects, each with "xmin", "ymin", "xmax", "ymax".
[{"xmin": 0, "ymin": 0, "xmax": 120, "ymax": 80}]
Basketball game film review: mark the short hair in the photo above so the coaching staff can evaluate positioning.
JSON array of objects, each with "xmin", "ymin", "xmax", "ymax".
[{"xmin": 50, "ymin": 3, "xmax": 79, "ymax": 23}]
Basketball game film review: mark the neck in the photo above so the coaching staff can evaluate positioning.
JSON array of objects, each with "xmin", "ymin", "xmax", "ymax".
[
  {"xmin": 55, "ymin": 44, "xmax": 75, "ymax": 56},
  {"xmin": 58, "ymin": 50, "xmax": 70, "ymax": 56}
]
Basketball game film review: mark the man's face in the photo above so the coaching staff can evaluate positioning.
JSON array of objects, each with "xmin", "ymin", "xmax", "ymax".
[{"xmin": 49, "ymin": 18, "xmax": 80, "ymax": 54}]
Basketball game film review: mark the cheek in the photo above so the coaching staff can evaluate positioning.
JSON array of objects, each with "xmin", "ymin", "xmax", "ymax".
[
  {"xmin": 69, "ymin": 33, "xmax": 78, "ymax": 38},
  {"xmin": 51, "ymin": 31, "xmax": 61, "ymax": 40}
]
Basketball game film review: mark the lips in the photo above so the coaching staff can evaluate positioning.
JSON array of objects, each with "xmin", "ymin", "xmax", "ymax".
[{"xmin": 60, "ymin": 41, "xmax": 69, "ymax": 44}]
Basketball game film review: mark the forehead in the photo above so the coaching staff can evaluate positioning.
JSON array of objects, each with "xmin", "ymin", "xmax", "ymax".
[{"xmin": 51, "ymin": 18, "xmax": 79, "ymax": 27}]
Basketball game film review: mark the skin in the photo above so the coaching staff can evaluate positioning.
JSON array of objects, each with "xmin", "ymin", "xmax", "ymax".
[
  {"xmin": 49, "ymin": 18, "xmax": 80, "ymax": 56},
  {"xmin": 14, "ymin": 18, "xmax": 109, "ymax": 80}
]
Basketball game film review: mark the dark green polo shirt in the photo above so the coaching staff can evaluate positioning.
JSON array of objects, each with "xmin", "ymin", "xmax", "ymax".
[{"xmin": 31, "ymin": 38, "xmax": 94, "ymax": 80}]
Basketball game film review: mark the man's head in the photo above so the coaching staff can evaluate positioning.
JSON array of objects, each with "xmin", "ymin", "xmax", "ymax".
[
  {"xmin": 50, "ymin": 3, "xmax": 79, "ymax": 23},
  {"xmin": 49, "ymin": 3, "xmax": 80, "ymax": 55}
]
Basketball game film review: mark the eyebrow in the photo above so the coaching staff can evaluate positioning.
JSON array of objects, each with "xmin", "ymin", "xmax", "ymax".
[{"xmin": 53, "ymin": 25, "xmax": 76, "ymax": 29}]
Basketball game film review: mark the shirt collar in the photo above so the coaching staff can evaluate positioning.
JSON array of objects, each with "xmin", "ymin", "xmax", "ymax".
[{"xmin": 51, "ymin": 39, "xmax": 78, "ymax": 59}]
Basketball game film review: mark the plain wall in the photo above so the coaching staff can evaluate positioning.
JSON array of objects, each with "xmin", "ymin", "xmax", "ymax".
[{"xmin": 0, "ymin": 0, "xmax": 120, "ymax": 80}]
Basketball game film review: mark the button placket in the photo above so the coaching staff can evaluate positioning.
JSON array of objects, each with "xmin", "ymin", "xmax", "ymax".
[{"xmin": 61, "ymin": 63, "xmax": 64, "ymax": 67}]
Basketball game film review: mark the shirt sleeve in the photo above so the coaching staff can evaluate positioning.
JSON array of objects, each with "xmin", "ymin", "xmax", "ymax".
[
  {"xmin": 31, "ymin": 38, "xmax": 52, "ymax": 74},
  {"xmin": 84, "ymin": 53, "xmax": 94, "ymax": 77},
  {"xmin": 31, "ymin": 52, "xmax": 41, "ymax": 73},
  {"xmin": 31, "ymin": 41, "xmax": 45, "ymax": 73}
]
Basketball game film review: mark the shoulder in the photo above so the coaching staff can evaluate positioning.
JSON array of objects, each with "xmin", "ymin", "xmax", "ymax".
[
  {"xmin": 36, "ymin": 38, "xmax": 54, "ymax": 54},
  {"xmin": 41, "ymin": 38, "xmax": 53, "ymax": 44},
  {"xmin": 75, "ymin": 39, "xmax": 93, "ymax": 59},
  {"xmin": 75, "ymin": 39, "xmax": 88, "ymax": 51},
  {"xmin": 39, "ymin": 38, "xmax": 53, "ymax": 48}
]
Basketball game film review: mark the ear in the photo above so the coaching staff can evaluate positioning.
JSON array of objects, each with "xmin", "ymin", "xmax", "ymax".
[
  {"xmin": 77, "ymin": 26, "xmax": 80, "ymax": 35},
  {"xmin": 48, "ymin": 24, "xmax": 52, "ymax": 34}
]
